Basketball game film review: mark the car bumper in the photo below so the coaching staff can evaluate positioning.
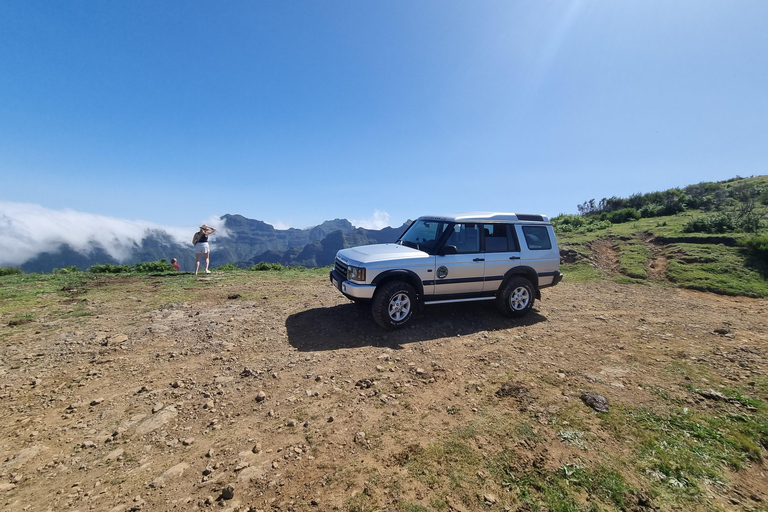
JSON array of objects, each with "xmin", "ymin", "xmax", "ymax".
[{"xmin": 330, "ymin": 270, "xmax": 376, "ymax": 300}]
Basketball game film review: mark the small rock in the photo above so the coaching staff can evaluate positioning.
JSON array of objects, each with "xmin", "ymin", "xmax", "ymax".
[
  {"xmin": 220, "ymin": 484, "xmax": 235, "ymax": 500},
  {"xmin": 581, "ymin": 392, "xmax": 609, "ymax": 413},
  {"xmin": 255, "ymin": 391, "xmax": 266, "ymax": 402},
  {"xmin": 354, "ymin": 432, "xmax": 366, "ymax": 444},
  {"xmin": 152, "ymin": 402, "xmax": 164, "ymax": 414},
  {"xmin": 251, "ymin": 442, "xmax": 262, "ymax": 453},
  {"xmin": 105, "ymin": 448, "xmax": 124, "ymax": 461},
  {"xmin": 90, "ymin": 398, "xmax": 104, "ymax": 406},
  {"xmin": 149, "ymin": 462, "xmax": 189, "ymax": 488}
]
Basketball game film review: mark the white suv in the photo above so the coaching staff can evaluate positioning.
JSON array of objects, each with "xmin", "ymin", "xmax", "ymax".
[{"xmin": 330, "ymin": 212, "xmax": 562, "ymax": 329}]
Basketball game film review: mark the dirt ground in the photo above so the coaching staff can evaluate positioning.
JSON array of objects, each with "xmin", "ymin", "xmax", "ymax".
[{"xmin": 1, "ymin": 270, "xmax": 767, "ymax": 512}]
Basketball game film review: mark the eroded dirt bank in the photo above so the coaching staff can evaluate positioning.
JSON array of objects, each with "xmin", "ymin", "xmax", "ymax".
[{"xmin": 1, "ymin": 275, "xmax": 767, "ymax": 511}]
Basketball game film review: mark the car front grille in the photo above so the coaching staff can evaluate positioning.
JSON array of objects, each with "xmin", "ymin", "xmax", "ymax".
[{"xmin": 335, "ymin": 258, "xmax": 348, "ymax": 278}]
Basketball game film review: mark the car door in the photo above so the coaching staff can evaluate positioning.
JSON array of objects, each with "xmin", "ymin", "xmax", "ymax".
[
  {"xmin": 482, "ymin": 223, "xmax": 521, "ymax": 292},
  {"xmin": 434, "ymin": 223, "xmax": 485, "ymax": 296}
]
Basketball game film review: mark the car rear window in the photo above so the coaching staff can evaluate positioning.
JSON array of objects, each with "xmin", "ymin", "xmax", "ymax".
[{"xmin": 521, "ymin": 226, "xmax": 552, "ymax": 250}]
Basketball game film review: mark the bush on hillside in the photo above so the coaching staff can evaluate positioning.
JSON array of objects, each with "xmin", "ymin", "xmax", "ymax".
[
  {"xmin": 90, "ymin": 264, "xmax": 132, "ymax": 274},
  {"xmin": 248, "ymin": 262, "xmax": 286, "ymax": 271},
  {"xmin": 742, "ymin": 234, "xmax": 768, "ymax": 259},
  {"xmin": 551, "ymin": 214, "xmax": 611, "ymax": 234},
  {"xmin": 605, "ymin": 208, "xmax": 641, "ymax": 224},
  {"xmin": 683, "ymin": 213, "xmax": 735, "ymax": 234},
  {"xmin": 52, "ymin": 266, "xmax": 80, "ymax": 274},
  {"xmin": 133, "ymin": 259, "xmax": 174, "ymax": 273},
  {"xmin": 0, "ymin": 267, "xmax": 23, "ymax": 276},
  {"xmin": 215, "ymin": 263, "xmax": 240, "ymax": 272}
]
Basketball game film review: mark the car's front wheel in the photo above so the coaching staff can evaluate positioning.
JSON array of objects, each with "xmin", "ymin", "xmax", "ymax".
[
  {"xmin": 372, "ymin": 281, "xmax": 416, "ymax": 329},
  {"xmin": 497, "ymin": 276, "xmax": 535, "ymax": 317}
]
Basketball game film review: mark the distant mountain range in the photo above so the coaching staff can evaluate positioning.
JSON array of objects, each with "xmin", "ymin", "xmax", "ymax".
[{"xmin": 19, "ymin": 214, "xmax": 409, "ymax": 273}]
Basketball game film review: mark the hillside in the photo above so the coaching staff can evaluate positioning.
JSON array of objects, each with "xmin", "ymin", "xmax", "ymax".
[
  {"xmin": 1, "ymin": 262, "xmax": 767, "ymax": 511},
  {"xmin": 553, "ymin": 175, "xmax": 768, "ymax": 298}
]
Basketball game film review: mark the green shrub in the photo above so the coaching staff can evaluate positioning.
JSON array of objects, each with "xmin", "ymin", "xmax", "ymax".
[
  {"xmin": 0, "ymin": 267, "xmax": 23, "ymax": 276},
  {"xmin": 215, "ymin": 263, "xmax": 240, "ymax": 272},
  {"xmin": 90, "ymin": 264, "xmax": 132, "ymax": 274},
  {"xmin": 52, "ymin": 266, "xmax": 80, "ymax": 274},
  {"xmin": 743, "ymin": 234, "xmax": 768, "ymax": 259},
  {"xmin": 248, "ymin": 262, "xmax": 286, "ymax": 271},
  {"xmin": 605, "ymin": 208, "xmax": 641, "ymax": 224},
  {"xmin": 551, "ymin": 214, "xmax": 611, "ymax": 234},
  {"xmin": 132, "ymin": 259, "xmax": 174, "ymax": 273},
  {"xmin": 683, "ymin": 213, "xmax": 735, "ymax": 234}
]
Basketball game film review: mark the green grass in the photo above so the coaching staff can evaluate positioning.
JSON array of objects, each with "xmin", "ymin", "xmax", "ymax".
[
  {"xmin": 666, "ymin": 243, "xmax": 768, "ymax": 297},
  {"xmin": 561, "ymin": 261, "xmax": 602, "ymax": 282},
  {"xmin": 602, "ymin": 400, "xmax": 768, "ymax": 506},
  {"xmin": 617, "ymin": 240, "xmax": 651, "ymax": 280},
  {"xmin": 489, "ymin": 456, "xmax": 632, "ymax": 512}
]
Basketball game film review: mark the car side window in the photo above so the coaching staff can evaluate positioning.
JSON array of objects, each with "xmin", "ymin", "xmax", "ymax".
[
  {"xmin": 521, "ymin": 225, "xmax": 552, "ymax": 250},
  {"xmin": 483, "ymin": 224, "xmax": 519, "ymax": 252},
  {"xmin": 447, "ymin": 223, "xmax": 480, "ymax": 254}
]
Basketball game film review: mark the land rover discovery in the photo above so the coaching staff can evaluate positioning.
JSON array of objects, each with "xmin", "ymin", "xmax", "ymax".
[{"xmin": 329, "ymin": 212, "xmax": 562, "ymax": 329}]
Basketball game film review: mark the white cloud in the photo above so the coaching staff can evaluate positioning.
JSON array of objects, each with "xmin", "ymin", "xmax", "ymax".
[
  {"xmin": 0, "ymin": 201, "xmax": 214, "ymax": 267},
  {"xmin": 351, "ymin": 210, "xmax": 391, "ymax": 230},
  {"xmin": 268, "ymin": 220, "xmax": 293, "ymax": 230}
]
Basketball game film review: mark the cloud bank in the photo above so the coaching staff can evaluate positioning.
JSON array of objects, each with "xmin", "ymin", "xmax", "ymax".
[
  {"xmin": 351, "ymin": 210, "xmax": 391, "ymax": 230},
  {"xmin": 0, "ymin": 202, "xmax": 217, "ymax": 267}
]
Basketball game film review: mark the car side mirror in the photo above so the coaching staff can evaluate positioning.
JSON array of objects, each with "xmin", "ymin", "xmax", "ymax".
[{"xmin": 440, "ymin": 245, "xmax": 458, "ymax": 255}]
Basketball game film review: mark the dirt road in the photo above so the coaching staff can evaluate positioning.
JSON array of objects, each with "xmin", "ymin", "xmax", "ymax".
[{"xmin": 1, "ymin": 273, "xmax": 767, "ymax": 511}]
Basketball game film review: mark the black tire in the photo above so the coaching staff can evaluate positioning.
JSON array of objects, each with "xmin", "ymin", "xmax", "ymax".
[
  {"xmin": 372, "ymin": 281, "xmax": 416, "ymax": 330},
  {"xmin": 497, "ymin": 276, "xmax": 535, "ymax": 317}
]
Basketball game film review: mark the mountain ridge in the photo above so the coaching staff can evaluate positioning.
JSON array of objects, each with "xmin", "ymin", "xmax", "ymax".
[{"xmin": 17, "ymin": 215, "xmax": 409, "ymax": 273}]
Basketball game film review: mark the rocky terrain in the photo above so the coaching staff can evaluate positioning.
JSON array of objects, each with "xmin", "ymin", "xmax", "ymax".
[{"xmin": 1, "ymin": 270, "xmax": 767, "ymax": 511}]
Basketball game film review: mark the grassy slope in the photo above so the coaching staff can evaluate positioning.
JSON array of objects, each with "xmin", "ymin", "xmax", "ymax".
[{"xmin": 557, "ymin": 175, "xmax": 768, "ymax": 298}]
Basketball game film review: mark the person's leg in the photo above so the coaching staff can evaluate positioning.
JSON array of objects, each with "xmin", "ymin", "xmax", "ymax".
[
  {"xmin": 195, "ymin": 253, "xmax": 201, "ymax": 275},
  {"xmin": 204, "ymin": 252, "xmax": 211, "ymax": 273}
]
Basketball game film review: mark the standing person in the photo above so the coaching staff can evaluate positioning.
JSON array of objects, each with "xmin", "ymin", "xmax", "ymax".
[
  {"xmin": 194, "ymin": 224, "xmax": 216, "ymax": 275},
  {"xmin": 170, "ymin": 258, "xmax": 180, "ymax": 271}
]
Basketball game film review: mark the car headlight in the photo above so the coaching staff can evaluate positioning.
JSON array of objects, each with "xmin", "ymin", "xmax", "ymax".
[{"xmin": 347, "ymin": 265, "xmax": 366, "ymax": 282}]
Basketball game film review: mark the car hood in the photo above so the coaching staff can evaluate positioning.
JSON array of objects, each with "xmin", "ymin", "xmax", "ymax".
[{"xmin": 336, "ymin": 244, "xmax": 430, "ymax": 265}]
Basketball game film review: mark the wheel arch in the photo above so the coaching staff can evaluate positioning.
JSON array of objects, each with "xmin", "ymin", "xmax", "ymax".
[
  {"xmin": 500, "ymin": 266, "xmax": 541, "ymax": 300},
  {"xmin": 372, "ymin": 270, "xmax": 424, "ymax": 299}
]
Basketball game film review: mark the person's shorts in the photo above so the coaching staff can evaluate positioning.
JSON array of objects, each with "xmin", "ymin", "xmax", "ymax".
[{"xmin": 196, "ymin": 242, "xmax": 210, "ymax": 254}]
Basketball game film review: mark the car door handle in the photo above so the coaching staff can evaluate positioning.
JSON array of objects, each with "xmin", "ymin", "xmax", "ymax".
[
  {"xmin": 473, "ymin": 258, "xmax": 485, "ymax": 262},
  {"xmin": 509, "ymin": 256, "xmax": 521, "ymax": 260}
]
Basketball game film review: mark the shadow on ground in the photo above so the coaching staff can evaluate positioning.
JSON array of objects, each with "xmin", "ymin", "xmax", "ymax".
[{"xmin": 286, "ymin": 301, "xmax": 547, "ymax": 351}]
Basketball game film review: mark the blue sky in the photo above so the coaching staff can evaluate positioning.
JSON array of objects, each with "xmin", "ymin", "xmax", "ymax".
[{"xmin": 2, "ymin": 1, "xmax": 767, "ymax": 231}]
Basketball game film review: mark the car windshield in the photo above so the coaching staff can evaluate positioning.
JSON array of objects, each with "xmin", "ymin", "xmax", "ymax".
[{"xmin": 398, "ymin": 219, "xmax": 449, "ymax": 254}]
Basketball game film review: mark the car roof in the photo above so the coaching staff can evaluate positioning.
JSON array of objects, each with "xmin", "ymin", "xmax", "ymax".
[{"xmin": 417, "ymin": 212, "xmax": 550, "ymax": 223}]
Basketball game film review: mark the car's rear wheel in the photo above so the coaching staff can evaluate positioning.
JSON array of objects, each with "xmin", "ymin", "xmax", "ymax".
[
  {"xmin": 497, "ymin": 276, "xmax": 535, "ymax": 317},
  {"xmin": 372, "ymin": 281, "xmax": 415, "ymax": 329}
]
